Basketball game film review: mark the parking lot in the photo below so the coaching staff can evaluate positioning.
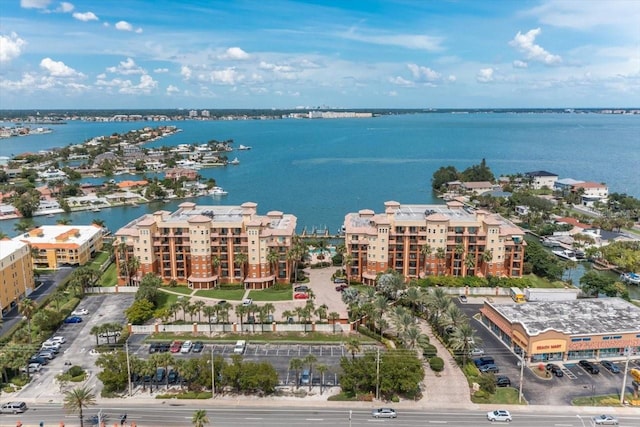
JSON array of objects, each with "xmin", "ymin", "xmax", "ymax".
[{"xmin": 458, "ymin": 298, "xmax": 640, "ymax": 405}]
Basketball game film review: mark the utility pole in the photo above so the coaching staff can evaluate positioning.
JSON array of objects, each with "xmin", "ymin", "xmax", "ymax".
[
  {"xmin": 375, "ymin": 348, "xmax": 380, "ymax": 401},
  {"xmin": 125, "ymin": 340, "xmax": 132, "ymax": 397},
  {"xmin": 620, "ymin": 347, "xmax": 631, "ymax": 405},
  {"xmin": 518, "ymin": 351, "xmax": 525, "ymax": 403},
  {"xmin": 211, "ymin": 345, "xmax": 215, "ymax": 398}
]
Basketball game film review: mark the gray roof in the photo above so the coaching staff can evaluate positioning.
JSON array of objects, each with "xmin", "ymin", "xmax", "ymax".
[
  {"xmin": 490, "ymin": 297, "xmax": 640, "ymax": 336},
  {"xmin": 525, "ymin": 170, "xmax": 558, "ymax": 177}
]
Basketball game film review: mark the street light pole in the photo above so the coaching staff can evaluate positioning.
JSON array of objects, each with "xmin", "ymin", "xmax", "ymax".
[
  {"xmin": 518, "ymin": 351, "xmax": 525, "ymax": 403},
  {"xmin": 125, "ymin": 340, "xmax": 132, "ymax": 396},
  {"xmin": 620, "ymin": 347, "xmax": 631, "ymax": 405},
  {"xmin": 576, "ymin": 414, "xmax": 586, "ymax": 427},
  {"xmin": 211, "ymin": 345, "xmax": 215, "ymax": 398},
  {"xmin": 375, "ymin": 348, "xmax": 380, "ymax": 401}
]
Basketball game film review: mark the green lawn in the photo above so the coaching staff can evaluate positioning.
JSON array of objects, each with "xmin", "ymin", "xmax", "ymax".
[
  {"xmin": 472, "ymin": 387, "xmax": 524, "ymax": 404},
  {"xmin": 156, "ymin": 292, "xmax": 179, "ymax": 311},
  {"xmin": 572, "ymin": 394, "xmax": 634, "ymax": 406},
  {"xmin": 194, "ymin": 288, "xmax": 246, "ymax": 300},
  {"xmin": 99, "ymin": 263, "xmax": 118, "ymax": 286},
  {"xmin": 249, "ymin": 288, "xmax": 293, "ymax": 301},
  {"xmin": 88, "ymin": 251, "xmax": 110, "ymax": 268},
  {"xmin": 161, "ymin": 286, "xmax": 193, "ymax": 295},
  {"xmin": 523, "ymin": 274, "xmax": 567, "ymax": 289}
]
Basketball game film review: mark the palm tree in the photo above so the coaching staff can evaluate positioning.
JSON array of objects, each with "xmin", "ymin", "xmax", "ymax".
[
  {"xmin": 178, "ymin": 298, "xmax": 191, "ymax": 321},
  {"xmin": 289, "ymin": 357, "xmax": 303, "ymax": 389},
  {"xmin": 18, "ymin": 298, "xmax": 35, "ymax": 343},
  {"xmin": 192, "ymin": 300, "xmax": 206, "ymax": 322},
  {"xmin": 435, "ymin": 247, "xmax": 446, "ymax": 276},
  {"xmin": 401, "ymin": 325, "xmax": 424, "ymax": 350},
  {"xmin": 192, "ymin": 409, "xmax": 210, "ymax": 427},
  {"xmin": 345, "ymin": 338, "xmax": 361, "ymax": 361},
  {"xmin": 211, "ymin": 255, "xmax": 220, "ymax": 287},
  {"xmin": 202, "ymin": 305, "xmax": 217, "ymax": 325},
  {"xmin": 343, "ymin": 254, "xmax": 353, "ymax": 284},
  {"xmin": 316, "ymin": 364, "xmax": 328, "ymax": 395},
  {"xmin": 233, "ymin": 252, "xmax": 248, "ymax": 285},
  {"xmin": 267, "ymin": 249, "xmax": 279, "ymax": 277},
  {"xmin": 450, "ymin": 323, "xmax": 481, "ymax": 365},
  {"xmin": 454, "ymin": 243, "xmax": 465, "ymax": 277},
  {"xmin": 328, "ymin": 311, "xmax": 340, "ymax": 333},
  {"xmin": 56, "ymin": 218, "xmax": 72, "ymax": 225},
  {"xmin": 63, "ymin": 385, "xmax": 96, "ymax": 427},
  {"xmin": 91, "ymin": 218, "xmax": 105, "ymax": 228},
  {"xmin": 464, "ymin": 253, "xmax": 476, "ymax": 277},
  {"xmin": 303, "ymin": 354, "xmax": 317, "ymax": 391},
  {"xmin": 420, "ymin": 243, "xmax": 432, "ymax": 275},
  {"xmin": 117, "ymin": 241, "xmax": 130, "ymax": 285}
]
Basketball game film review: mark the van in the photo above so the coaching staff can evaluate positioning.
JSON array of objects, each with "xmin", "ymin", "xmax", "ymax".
[
  {"xmin": 233, "ymin": 340, "xmax": 246, "ymax": 355},
  {"xmin": 0, "ymin": 401, "xmax": 28, "ymax": 414}
]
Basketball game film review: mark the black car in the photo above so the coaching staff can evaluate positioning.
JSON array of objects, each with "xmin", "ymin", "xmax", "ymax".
[
  {"xmin": 149, "ymin": 343, "xmax": 160, "ymax": 353},
  {"xmin": 579, "ymin": 360, "xmax": 600, "ymax": 374},
  {"xmin": 546, "ymin": 363, "xmax": 564, "ymax": 377},
  {"xmin": 192, "ymin": 341, "xmax": 204, "ymax": 353},
  {"xmin": 495, "ymin": 376, "xmax": 511, "ymax": 387},
  {"xmin": 473, "ymin": 356, "xmax": 495, "ymax": 367},
  {"xmin": 294, "ymin": 285, "xmax": 309, "ymax": 292},
  {"xmin": 159, "ymin": 343, "xmax": 171, "ymax": 352},
  {"xmin": 167, "ymin": 370, "xmax": 178, "ymax": 384},
  {"xmin": 29, "ymin": 357, "xmax": 48, "ymax": 366}
]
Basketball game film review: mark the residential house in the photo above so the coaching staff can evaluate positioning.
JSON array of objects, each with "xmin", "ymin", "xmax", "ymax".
[{"xmin": 525, "ymin": 171, "xmax": 558, "ymax": 190}]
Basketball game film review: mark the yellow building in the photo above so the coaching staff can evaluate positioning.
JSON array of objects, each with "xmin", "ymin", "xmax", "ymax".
[
  {"xmin": 13, "ymin": 225, "xmax": 104, "ymax": 269},
  {"xmin": 0, "ymin": 240, "xmax": 35, "ymax": 317},
  {"xmin": 343, "ymin": 200, "xmax": 526, "ymax": 285},
  {"xmin": 114, "ymin": 202, "xmax": 297, "ymax": 289}
]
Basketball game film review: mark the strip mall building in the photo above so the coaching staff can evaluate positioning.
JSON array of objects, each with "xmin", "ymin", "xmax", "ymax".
[{"xmin": 480, "ymin": 298, "xmax": 640, "ymax": 363}]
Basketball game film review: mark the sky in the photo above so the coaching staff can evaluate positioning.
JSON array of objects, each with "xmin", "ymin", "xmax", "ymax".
[{"xmin": 0, "ymin": 0, "xmax": 639, "ymax": 109}]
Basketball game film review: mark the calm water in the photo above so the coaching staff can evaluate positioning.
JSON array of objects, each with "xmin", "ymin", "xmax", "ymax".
[{"xmin": 1, "ymin": 113, "xmax": 639, "ymax": 237}]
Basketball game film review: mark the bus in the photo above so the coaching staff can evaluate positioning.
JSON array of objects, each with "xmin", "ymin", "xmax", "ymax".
[{"xmin": 510, "ymin": 287, "xmax": 526, "ymax": 303}]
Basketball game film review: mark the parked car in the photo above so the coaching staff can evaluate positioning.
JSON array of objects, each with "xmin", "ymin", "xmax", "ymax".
[
  {"xmin": 459, "ymin": 295, "xmax": 468, "ymax": 303},
  {"xmin": 148, "ymin": 343, "xmax": 160, "ymax": 353},
  {"xmin": 170, "ymin": 341, "xmax": 183, "ymax": 353},
  {"xmin": 159, "ymin": 343, "xmax": 171, "ymax": 352},
  {"xmin": 487, "ymin": 409, "xmax": 512, "ymax": 422},
  {"xmin": 473, "ymin": 356, "xmax": 495, "ymax": 367},
  {"xmin": 37, "ymin": 350, "xmax": 56, "ymax": 360},
  {"xmin": 495, "ymin": 376, "xmax": 511, "ymax": 387},
  {"xmin": 294, "ymin": 285, "xmax": 309, "ymax": 292},
  {"xmin": 300, "ymin": 369, "xmax": 311, "ymax": 385},
  {"xmin": 601, "ymin": 361, "xmax": 620, "ymax": 374},
  {"xmin": 21, "ymin": 363, "xmax": 42, "ymax": 373},
  {"xmin": 0, "ymin": 401, "xmax": 28, "ymax": 414},
  {"xmin": 217, "ymin": 300, "xmax": 227, "ymax": 306},
  {"xmin": 180, "ymin": 341, "xmax": 193, "ymax": 353},
  {"xmin": 50, "ymin": 336, "xmax": 66, "ymax": 344},
  {"xmin": 155, "ymin": 367, "xmax": 166, "ymax": 382},
  {"xmin": 592, "ymin": 414, "xmax": 619, "ymax": 425},
  {"xmin": 545, "ymin": 363, "xmax": 564, "ymax": 377},
  {"xmin": 192, "ymin": 341, "xmax": 204, "ymax": 353},
  {"xmin": 64, "ymin": 316, "xmax": 83, "ymax": 324},
  {"xmin": 371, "ymin": 408, "xmax": 397, "ymax": 419},
  {"xmin": 29, "ymin": 357, "xmax": 48, "ymax": 366},
  {"xmin": 294, "ymin": 292, "xmax": 309, "ymax": 299},
  {"xmin": 242, "ymin": 298, "xmax": 253, "ymax": 306},
  {"xmin": 167, "ymin": 369, "xmax": 179, "ymax": 384},
  {"xmin": 71, "ymin": 308, "xmax": 89, "ymax": 316},
  {"xmin": 480, "ymin": 364, "xmax": 500, "ymax": 374},
  {"xmin": 333, "ymin": 277, "xmax": 347, "ymax": 284},
  {"xmin": 335, "ymin": 284, "xmax": 348, "ymax": 292},
  {"xmin": 41, "ymin": 341, "xmax": 61, "ymax": 352},
  {"xmin": 469, "ymin": 348, "xmax": 485, "ymax": 357},
  {"xmin": 579, "ymin": 360, "xmax": 600, "ymax": 374},
  {"xmin": 98, "ymin": 331, "xmax": 121, "ymax": 339}
]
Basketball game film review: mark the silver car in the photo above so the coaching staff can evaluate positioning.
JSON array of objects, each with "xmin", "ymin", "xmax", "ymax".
[
  {"xmin": 487, "ymin": 409, "xmax": 512, "ymax": 422},
  {"xmin": 592, "ymin": 414, "xmax": 618, "ymax": 425},
  {"xmin": 371, "ymin": 408, "xmax": 397, "ymax": 419}
]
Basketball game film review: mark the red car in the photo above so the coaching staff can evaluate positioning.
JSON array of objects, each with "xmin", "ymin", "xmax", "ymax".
[
  {"xmin": 294, "ymin": 292, "xmax": 309, "ymax": 300},
  {"xmin": 169, "ymin": 341, "xmax": 183, "ymax": 353}
]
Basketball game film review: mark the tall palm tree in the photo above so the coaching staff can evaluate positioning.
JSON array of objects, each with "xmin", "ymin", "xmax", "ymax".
[
  {"xmin": 289, "ymin": 357, "xmax": 303, "ymax": 389},
  {"xmin": 211, "ymin": 255, "xmax": 220, "ymax": 287},
  {"xmin": 450, "ymin": 323, "xmax": 482, "ymax": 365},
  {"xmin": 435, "ymin": 247, "xmax": 446, "ymax": 276},
  {"xmin": 192, "ymin": 300, "xmax": 206, "ymax": 323},
  {"xmin": 91, "ymin": 218, "xmax": 105, "ymax": 228},
  {"xmin": 316, "ymin": 364, "xmax": 328, "ymax": 395},
  {"xmin": 18, "ymin": 298, "xmax": 35, "ymax": 343},
  {"xmin": 266, "ymin": 249, "xmax": 279, "ymax": 277},
  {"xmin": 481, "ymin": 249, "xmax": 493, "ymax": 275},
  {"xmin": 345, "ymin": 338, "xmax": 361, "ymax": 361},
  {"xmin": 464, "ymin": 253, "xmax": 476, "ymax": 277},
  {"xmin": 343, "ymin": 254, "xmax": 353, "ymax": 284},
  {"xmin": 192, "ymin": 409, "xmax": 210, "ymax": 427},
  {"xmin": 56, "ymin": 218, "xmax": 72, "ymax": 225},
  {"xmin": 454, "ymin": 244, "xmax": 465, "ymax": 277},
  {"xmin": 328, "ymin": 311, "xmax": 340, "ymax": 333},
  {"xmin": 117, "ymin": 241, "xmax": 130, "ymax": 285},
  {"xmin": 233, "ymin": 252, "xmax": 248, "ymax": 284},
  {"xmin": 420, "ymin": 243, "xmax": 432, "ymax": 275},
  {"xmin": 202, "ymin": 305, "xmax": 217, "ymax": 325},
  {"xmin": 303, "ymin": 354, "xmax": 317, "ymax": 391},
  {"xmin": 63, "ymin": 385, "xmax": 96, "ymax": 427}
]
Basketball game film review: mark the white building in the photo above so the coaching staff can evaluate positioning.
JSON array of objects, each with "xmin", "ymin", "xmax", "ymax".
[{"xmin": 525, "ymin": 171, "xmax": 558, "ymax": 190}]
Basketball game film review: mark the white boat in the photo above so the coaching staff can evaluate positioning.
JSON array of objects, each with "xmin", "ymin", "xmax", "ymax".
[
  {"xmin": 92, "ymin": 207, "xmax": 101, "ymax": 212},
  {"xmin": 620, "ymin": 272, "xmax": 640, "ymax": 285},
  {"xmin": 230, "ymin": 157, "xmax": 240, "ymax": 165},
  {"xmin": 210, "ymin": 187, "xmax": 228, "ymax": 196},
  {"xmin": 238, "ymin": 144, "xmax": 252, "ymax": 150},
  {"xmin": 552, "ymin": 249, "xmax": 578, "ymax": 262}
]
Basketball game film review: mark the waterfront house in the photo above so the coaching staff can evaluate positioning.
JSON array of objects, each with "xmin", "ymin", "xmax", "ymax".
[
  {"xmin": 524, "ymin": 170, "xmax": 558, "ymax": 190},
  {"xmin": 461, "ymin": 181, "xmax": 495, "ymax": 195},
  {"xmin": 570, "ymin": 182, "xmax": 609, "ymax": 206},
  {"xmin": 343, "ymin": 201, "xmax": 526, "ymax": 285},
  {"xmin": 114, "ymin": 202, "xmax": 297, "ymax": 289},
  {"xmin": 165, "ymin": 168, "xmax": 198, "ymax": 181},
  {"xmin": 554, "ymin": 178, "xmax": 584, "ymax": 194}
]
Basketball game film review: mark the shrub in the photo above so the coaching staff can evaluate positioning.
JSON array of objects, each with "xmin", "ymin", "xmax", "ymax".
[
  {"xmin": 67, "ymin": 365, "xmax": 84, "ymax": 377},
  {"xmin": 429, "ymin": 357, "xmax": 444, "ymax": 372},
  {"xmin": 421, "ymin": 344, "xmax": 437, "ymax": 357},
  {"xmin": 390, "ymin": 395, "xmax": 400, "ymax": 403},
  {"xmin": 477, "ymin": 373, "xmax": 496, "ymax": 394}
]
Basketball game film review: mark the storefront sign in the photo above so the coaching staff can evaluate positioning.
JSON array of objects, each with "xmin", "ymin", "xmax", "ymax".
[{"xmin": 531, "ymin": 339, "xmax": 566, "ymax": 353}]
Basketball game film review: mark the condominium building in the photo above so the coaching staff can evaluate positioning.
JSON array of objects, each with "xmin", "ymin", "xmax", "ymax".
[
  {"xmin": 13, "ymin": 225, "xmax": 104, "ymax": 269},
  {"xmin": 0, "ymin": 240, "xmax": 35, "ymax": 317},
  {"xmin": 114, "ymin": 202, "xmax": 297, "ymax": 289},
  {"xmin": 343, "ymin": 201, "xmax": 526, "ymax": 285}
]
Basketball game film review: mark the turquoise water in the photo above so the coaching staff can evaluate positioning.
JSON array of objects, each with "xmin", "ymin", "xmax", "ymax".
[{"xmin": 1, "ymin": 113, "xmax": 639, "ymax": 237}]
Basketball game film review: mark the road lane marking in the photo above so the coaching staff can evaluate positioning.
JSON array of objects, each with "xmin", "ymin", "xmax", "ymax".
[
  {"xmin": 553, "ymin": 424, "xmax": 574, "ymax": 426},
  {"xmin": 306, "ymin": 419, "xmax": 324, "ymax": 421},
  {"xmin": 428, "ymin": 422, "xmax": 448, "ymax": 424}
]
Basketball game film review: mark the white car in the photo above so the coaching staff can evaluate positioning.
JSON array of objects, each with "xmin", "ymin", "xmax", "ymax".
[
  {"xmin": 71, "ymin": 308, "xmax": 89, "ymax": 316},
  {"xmin": 469, "ymin": 348, "xmax": 485, "ymax": 357},
  {"xmin": 180, "ymin": 340, "xmax": 193, "ymax": 353},
  {"xmin": 41, "ymin": 341, "xmax": 61, "ymax": 351},
  {"xmin": 371, "ymin": 408, "xmax": 397, "ymax": 419},
  {"xmin": 21, "ymin": 363, "xmax": 42, "ymax": 373},
  {"xmin": 487, "ymin": 409, "xmax": 512, "ymax": 422},
  {"xmin": 592, "ymin": 415, "xmax": 619, "ymax": 425},
  {"xmin": 51, "ymin": 336, "xmax": 66, "ymax": 344},
  {"xmin": 242, "ymin": 298, "xmax": 253, "ymax": 306}
]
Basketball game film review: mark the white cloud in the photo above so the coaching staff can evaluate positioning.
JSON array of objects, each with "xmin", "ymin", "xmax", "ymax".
[
  {"xmin": 72, "ymin": 11, "xmax": 98, "ymax": 22},
  {"xmin": 387, "ymin": 90, "xmax": 398, "ymax": 97},
  {"xmin": 96, "ymin": 74, "xmax": 158, "ymax": 94},
  {"xmin": 0, "ymin": 33, "xmax": 27, "ymax": 63},
  {"xmin": 58, "ymin": 2, "xmax": 74, "ymax": 13},
  {"xmin": 166, "ymin": 85, "xmax": 179, "ymax": 95},
  {"xmin": 513, "ymin": 60, "xmax": 528, "ymax": 69},
  {"xmin": 199, "ymin": 68, "xmax": 243, "ymax": 85},
  {"xmin": 20, "ymin": 0, "xmax": 50, "ymax": 9},
  {"xmin": 509, "ymin": 28, "xmax": 562, "ymax": 65},
  {"xmin": 222, "ymin": 47, "xmax": 249, "ymax": 60},
  {"xmin": 389, "ymin": 76, "xmax": 414, "ymax": 87},
  {"xmin": 115, "ymin": 21, "xmax": 133, "ymax": 31},
  {"xmin": 407, "ymin": 64, "xmax": 441, "ymax": 82},
  {"xmin": 447, "ymin": 75, "xmax": 457, "ymax": 82},
  {"xmin": 154, "ymin": 68, "xmax": 169, "ymax": 73},
  {"xmin": 135, "ymin": 28, "xmax": 143, "ymax": 34},
  {"xmin": 180, "ymin": 66, "xmax": 192, "ymax": 79},
  {"xmin": 106, "ymin": 57, "xmax": 145, "ymax": 75},
  {"xmin": 40, "ymin": 57, "xmax": 83, "ymax": 77},
  {"xmin": 477, "ymin": 68, "xmax": 495, "ymax": 83},
  {"xmin": 340, "ymin": 29, "xmax": 443, "ymax": 51}
]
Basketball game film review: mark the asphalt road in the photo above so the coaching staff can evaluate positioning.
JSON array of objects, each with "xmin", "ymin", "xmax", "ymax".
[
  {"xmin": 0, "ymin": 267, "xmax": 74, "ymax": 340},
  {"xmin": 2, "ymin": 405, "xmax": 640, "ymax": 427}
]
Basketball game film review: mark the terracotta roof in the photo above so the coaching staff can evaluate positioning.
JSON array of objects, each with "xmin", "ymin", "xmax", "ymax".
[{"xmin": 556, "ymin": 217, "xmax": 590, "ymax": 229}]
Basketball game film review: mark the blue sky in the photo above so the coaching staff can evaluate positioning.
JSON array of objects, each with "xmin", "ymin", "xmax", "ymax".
[{"xmin": 1, "ymin": 0, "xmax": 638, "ymax": 109}]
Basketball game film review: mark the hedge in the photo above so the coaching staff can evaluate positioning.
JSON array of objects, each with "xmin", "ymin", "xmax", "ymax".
[{"xmin": 429, "ymin": 356, "xmax": 444, "ymax": 372}]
